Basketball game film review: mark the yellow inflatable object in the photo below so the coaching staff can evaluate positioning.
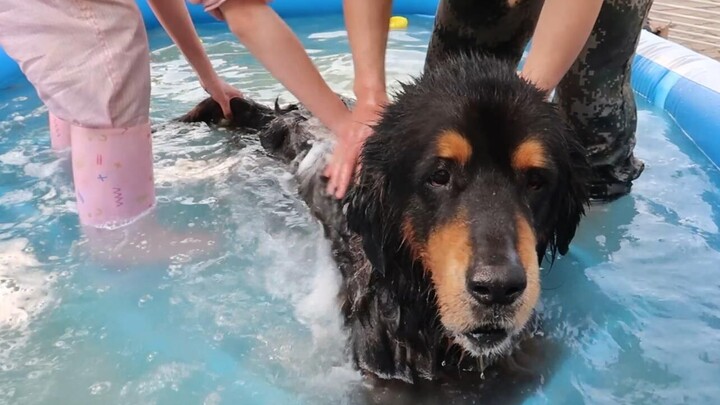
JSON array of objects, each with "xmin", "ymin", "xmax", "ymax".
[{"xmin": 389, "ymin": 16, "xmax": 408, "ymax": 30}]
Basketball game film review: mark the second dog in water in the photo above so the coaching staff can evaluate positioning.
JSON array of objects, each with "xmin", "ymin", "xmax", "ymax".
[{"xmin": 178, "ymin": 52, "xmax": 589, "ymax": 385}]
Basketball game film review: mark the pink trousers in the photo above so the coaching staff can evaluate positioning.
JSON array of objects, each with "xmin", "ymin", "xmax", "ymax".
[
  {"xmin": 189, "ymin": 0, "xmax": 229, "ymax": 20},
  {"xmin": 0, "ymin": 0, "xmax": 154, "ymax": 228},
  {"xmin": 189, "ymin": 0, "xmax": 273, "ymax": 21}
]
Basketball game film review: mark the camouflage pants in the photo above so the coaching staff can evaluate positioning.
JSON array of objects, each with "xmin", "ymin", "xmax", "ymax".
[{"xmin": 425, "ymin": 0, "xmax": 654, "ymax": 199}]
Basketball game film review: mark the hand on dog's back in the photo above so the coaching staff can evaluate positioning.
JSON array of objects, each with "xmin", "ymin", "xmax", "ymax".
[{"xmin": 324, "ymin": 97, "xmax": 387, "ymax": 199}]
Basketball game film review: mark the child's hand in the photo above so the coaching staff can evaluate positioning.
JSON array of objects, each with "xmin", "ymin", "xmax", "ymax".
[
  {"xmin": 324, "ymin": 100, "xmax": 386, "ymax": 199},
  {"xmin": 201, "ymin": 76, "xmax": 244, "ymax": 119}
]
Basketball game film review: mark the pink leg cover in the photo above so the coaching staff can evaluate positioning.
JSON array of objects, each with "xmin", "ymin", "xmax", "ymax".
[
  {"xmin": 49, "ymin": 112, "xmax": 71, "ymax": 151},
  {"xmin": 70, "ymin": 123, "xmax": 155, "ymax": 228}
]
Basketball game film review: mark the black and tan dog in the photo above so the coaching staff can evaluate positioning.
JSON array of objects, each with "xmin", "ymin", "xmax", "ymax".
[{"xmin": 178, "ymin": 52, "xmax": 589, "ymax": 385}]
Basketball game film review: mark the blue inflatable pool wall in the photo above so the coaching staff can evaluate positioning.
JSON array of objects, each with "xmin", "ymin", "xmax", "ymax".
[{"xmin": 1, "ymin": 0, "xmax": 719, "ymax": 170}]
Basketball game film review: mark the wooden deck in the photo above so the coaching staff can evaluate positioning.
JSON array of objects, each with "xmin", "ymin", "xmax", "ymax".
[{"xmin": 648, "ymin": 0, "xmax": 720, "ymax": 60}]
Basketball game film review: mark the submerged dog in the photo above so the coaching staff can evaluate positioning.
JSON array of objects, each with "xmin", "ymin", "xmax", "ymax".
[{"xmin": 178, "ymin": 53, "xmax": 589, "ymax": 384}]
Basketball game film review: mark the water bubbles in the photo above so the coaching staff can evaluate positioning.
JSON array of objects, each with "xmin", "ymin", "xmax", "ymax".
[
  {"xmin": 24, "ymin": 357, "xmax": 38, "ymax": 366},
  {"xmin": 204, "ymin": 391, "xmax": 222, "ymax": 405},
  {"xmin": 137, "ymin": 294, "xmax": 154, "ymax": 308},
  {"xmin": 170, "ymin": 253, "xmax": 192, "ymax": 264},
  {"xmin": 0, "ymin": 386, "xmax": 16, "ymax": 400},
  {"xmin": 88, "ymin": 381, "xmax": 112, "ymax": 396},
  {"xmin": 167, "ymin": 264, "xmax": 184, "ymax": 278}
]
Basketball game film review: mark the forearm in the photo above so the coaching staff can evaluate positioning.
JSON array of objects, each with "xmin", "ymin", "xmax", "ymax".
[
  {"xmin": 520, "ymin": 0, "xmax": 603, "ymax": 92},
  {"xmin": 222, "ymin": 1, "xmax": 350, "ymax": 133},
  {"xmin": 147, "ymin": 0, "xmax": 218, "ymax": 84},
  {"xmin": 343, "ymin": 0, "xmax": 392, "ymax": 104}
]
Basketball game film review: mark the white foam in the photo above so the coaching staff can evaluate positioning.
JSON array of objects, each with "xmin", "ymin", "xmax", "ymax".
[
  {"xmin": 388, "ymin": 31, "xmax": 424, "ymax": 42},
  {"xmin": 296, "ymin": 141, "xmax": 332, "ymax": 178},
  {"xmin": 258, "ymin": 228, "xmax": 344, "ymax": 341},
  {"xmin": 0, "ymin": 238, "xmax": 54, "ymax": 330},
  {"xmin": 0, "ymin": 239, "xmax": 57, "ymax": 374},
  {"xmin": 294, "ymin": 240, "xmax": 344, "ymax": 343},
  {"xmin": 203, "ymin": 391, "xmax": 222, "ymax": 405},
  {"xmin": 308, "ymin": 30, "xmax": 348, "ymax": 40},
  {"xmin": 0, "ymin": 189, "xmax": 34, "ymax": 205},
  {"xmin": 154, "ymin": 155, "xmax": 244, "ymax": 184},
  {"xmin": 120, "ymin": 362, "xmax": 199, "ymax": 398},
  {"xmin": 0, "ymin": 150, "xmax": 29, "ymax": 166},
  {"xmin": 23, "ymin": 159, "xmax": 63, "ymax": 179}
]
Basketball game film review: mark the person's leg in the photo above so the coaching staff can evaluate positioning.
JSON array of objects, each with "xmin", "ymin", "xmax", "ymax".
[
  {"xmin": 67, "ymin": 0, "xmax": 155, "ymax": 227},
  {"xmin": 554, "ymin": 0, "xmax": 653, "ymax": 200},
  {"xmin": 1, "ymin": 0, "xmax": 217, "ymax": 265},
  {"xmin": 49, "ymin": 112, "xmax": 72, "ymax": 151},
  {"xmin": 0, "ymin": 0, "xmax": 154, "ymax": 227},
  {"xmin": 424, "ymin": 0, "xmax": 545, "ymax": 71}
]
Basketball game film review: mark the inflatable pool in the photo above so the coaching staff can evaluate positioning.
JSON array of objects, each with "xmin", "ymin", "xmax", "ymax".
[
  {"xmin": 632, "ymin": 32, "xmax": 720, "ymax": 168},
  {"xmin": 1, "ymin": 2, "xmax": 719, "ymax": 404}
]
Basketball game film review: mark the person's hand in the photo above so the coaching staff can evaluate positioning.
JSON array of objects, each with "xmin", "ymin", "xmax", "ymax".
[
  {"xmin": 324, "ymin": 98, "xmax": 387, "ymax": 199},
  {"xmin": 200, "ymin": 76, "xmax": 244, "ymax": 119},
  {"xmin": 517, "ymin": 70, "xmax": 554, "ymax": 100}
]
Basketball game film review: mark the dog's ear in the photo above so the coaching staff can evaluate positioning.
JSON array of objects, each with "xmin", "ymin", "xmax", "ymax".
[
  {"xmin": 176, "ymin": 97, "xmax": 226, "ymax": 124},
  {"xmin": 176, "ymin": 97, "xmax": 277, "ymax": 131},
  {"xmin": 548, "ymin": 132, "xmax": 590, "ymax": 260}
]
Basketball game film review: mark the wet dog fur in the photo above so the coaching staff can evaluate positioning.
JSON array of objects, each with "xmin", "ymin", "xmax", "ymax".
[{"xmin": 177, "ymin": 52, "xmax": 589, "ymax": 385}]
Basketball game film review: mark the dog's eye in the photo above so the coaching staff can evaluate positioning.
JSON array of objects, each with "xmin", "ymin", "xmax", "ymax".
[
  {"xmin": 428, "ymin": 169, "xmax": 451, "ymax": 187},
  {"xmin": 525, "ymin": 170, "xmax": 546, "ymax": 191}
]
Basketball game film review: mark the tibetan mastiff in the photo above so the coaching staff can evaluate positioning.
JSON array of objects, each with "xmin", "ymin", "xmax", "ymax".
[{"xmin": 177, "ymin": 52, "xmax": 589, "ymax": 384}]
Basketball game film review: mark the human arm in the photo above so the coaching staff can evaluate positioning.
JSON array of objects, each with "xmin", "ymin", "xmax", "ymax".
[
  {"xmin": 219, "ymin": 0, "xmax": 351, "ymax": 136},
  {"xmin": 146, "ymin": 0, "xmax": 242, "ymax": 118},
  {"xmin": 520, "ymin": 0, "xmax": 604, "ymax": 93},
  {"xmin": 317, "ymin": 0, "xmax": 393, "ymax": 197},
  {"xmin": 221, "ymin": 0, "xmax": 368, "ymax": 198},
  {"xmin": 343, "ymin": 0, "xmax": 393, "ymax": 109}
]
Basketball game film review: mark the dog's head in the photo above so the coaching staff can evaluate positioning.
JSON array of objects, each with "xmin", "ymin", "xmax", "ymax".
[{"xmin": 346, "ymin": 53, "xmax": 588, "ymax": 357}]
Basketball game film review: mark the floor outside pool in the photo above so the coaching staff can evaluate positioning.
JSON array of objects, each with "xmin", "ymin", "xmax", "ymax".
[{"xmin": 649, "ymin": 0, "xmax": 720, "ymax": 60}]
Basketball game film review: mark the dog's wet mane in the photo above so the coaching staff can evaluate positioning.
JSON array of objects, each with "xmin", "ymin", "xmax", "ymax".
[{"xmin": 177, "ymin": 53, "xmax": 587, "ymax": 389}]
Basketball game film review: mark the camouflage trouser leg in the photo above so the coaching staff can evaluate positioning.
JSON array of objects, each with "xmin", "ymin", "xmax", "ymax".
[{"xmin": 425, "ymin": 0, "xmax": 653, "ymax": 200}]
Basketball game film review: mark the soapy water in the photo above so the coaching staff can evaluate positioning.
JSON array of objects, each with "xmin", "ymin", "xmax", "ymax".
[{"xmin": 1, "ymin": 15, "xmax": 720, "ymax": 405}]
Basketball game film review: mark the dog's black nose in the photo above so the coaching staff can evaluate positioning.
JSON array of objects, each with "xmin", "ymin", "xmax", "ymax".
[{"xmin": 467, "ymin": 264, "xmax": 526, "ymax": 306}]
